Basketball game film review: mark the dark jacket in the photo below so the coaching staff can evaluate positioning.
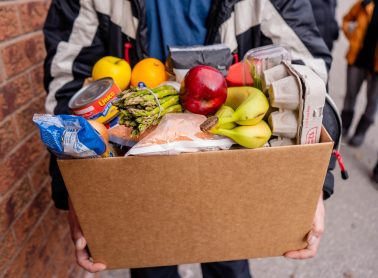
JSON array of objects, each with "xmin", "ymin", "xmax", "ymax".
[
  {"xmin": 43, "ymin": 0, "xmax": 335, "ymax": 210},
  {"xmin": 309, "ymin": 0, "xmax": 339, "ymax": 51}
]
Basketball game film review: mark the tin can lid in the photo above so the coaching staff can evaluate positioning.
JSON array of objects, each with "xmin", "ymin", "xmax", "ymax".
[{"xmin": 69, "ymin": 78, "xmax": 113, "ymax": 109}]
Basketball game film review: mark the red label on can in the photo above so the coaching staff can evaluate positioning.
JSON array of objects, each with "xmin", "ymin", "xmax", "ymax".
[{"xmin": 72, "ymin": 82, "xmax": 121, "ymax": 123}]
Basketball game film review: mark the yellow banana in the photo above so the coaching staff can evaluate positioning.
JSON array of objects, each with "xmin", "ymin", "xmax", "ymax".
[
  {"xmin": 209, "ymin": 120, "xmax": 272, "ymax": 149},
  {"xmin": 225, "ymin": 86, "xmax": 264, "ymax": 110},
  {"xmin": 215, "ymin": 105, "xmax": 236, "ymax": 130},
  {"xmin": 219, "ymin": 88, "xmax": 269, "ymax": 126}
]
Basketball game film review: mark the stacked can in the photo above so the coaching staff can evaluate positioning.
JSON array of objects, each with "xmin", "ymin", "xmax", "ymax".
[{"xmin": 69, "ymin": 78, "xmax": 120, "ymax": 127}]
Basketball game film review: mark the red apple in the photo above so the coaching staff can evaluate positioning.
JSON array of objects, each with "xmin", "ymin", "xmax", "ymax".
[{"xmin": 180, "ymin": 65, "xmax": 227, "ymax": 115}]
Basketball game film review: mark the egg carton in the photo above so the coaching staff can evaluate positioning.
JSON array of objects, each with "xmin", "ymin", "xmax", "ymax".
[{"xmin": 263, "ymin": 61, "xmax": 326, "ymax": 145}]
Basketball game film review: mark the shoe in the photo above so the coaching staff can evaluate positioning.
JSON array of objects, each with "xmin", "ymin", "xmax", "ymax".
[
  {"xmin": 348, "ymin": 115, "xmax": 373, "ymax": 147},
  {"xmin": 349, "ymin": 134, "xmax": 365, "ymax": 146},
  {"xmin": 341, "ymin": 110, "xmax": 354, "ymax": 136},
  {"xmin": 373, "ymin": 161, "xmax": 378, "ymax": 183}
]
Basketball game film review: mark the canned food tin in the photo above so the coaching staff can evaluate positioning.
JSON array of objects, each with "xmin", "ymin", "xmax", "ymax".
[{"xmin": 69, "ymin": 77, "xmax": 120, "ymax": 124}]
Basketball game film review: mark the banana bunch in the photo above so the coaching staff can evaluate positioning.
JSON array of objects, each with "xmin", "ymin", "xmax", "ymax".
[
  {"xmin": 200, "ymin": 87, "xmax": 271, "ymax": 148},
  {"xmin": 113, "ymin": 85, "xmax": 182, "ymax": 137}
]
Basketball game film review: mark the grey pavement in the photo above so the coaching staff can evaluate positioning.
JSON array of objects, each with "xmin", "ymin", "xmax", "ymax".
[{"xmin": 94, "ymin": 1, "xmax": 378, "ymax": 277}]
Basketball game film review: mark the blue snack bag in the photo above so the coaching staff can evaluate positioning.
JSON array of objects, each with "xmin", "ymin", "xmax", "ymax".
[{"xmin": 33, "ymin": 114, "xmax": 109, "ymax": 158}]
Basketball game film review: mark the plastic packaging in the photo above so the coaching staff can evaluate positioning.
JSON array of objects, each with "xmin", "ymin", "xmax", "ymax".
[
  {"xmin": 33, "ymin": 114, "xmax": 111, "ymax": 158},
  {"xmin": 127, "ymin": 113, "xmax": 234, "ymax": 156},
  {"xmin": 243, "ymin": 45, "xmax": 291, "ymax": 90},
  {"xmin": 168, "ymin": 44, "xmax": 233, "ymax": 83}
]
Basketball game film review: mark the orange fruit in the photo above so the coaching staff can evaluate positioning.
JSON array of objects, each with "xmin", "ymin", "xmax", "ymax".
[{"xmin": 131, "ymin": 58, "xmax": 168, "ymax": 88}]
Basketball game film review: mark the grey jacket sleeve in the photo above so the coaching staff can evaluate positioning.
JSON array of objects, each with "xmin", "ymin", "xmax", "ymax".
[{"xmin": 261, "ymin": 0, "xmax": 332, "ymax": 82}]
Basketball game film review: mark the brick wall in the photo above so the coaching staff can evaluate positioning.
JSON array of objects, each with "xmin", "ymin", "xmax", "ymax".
[{"xmin": 0, "ymin": 1, "xmax": 84, "ymax": 276}]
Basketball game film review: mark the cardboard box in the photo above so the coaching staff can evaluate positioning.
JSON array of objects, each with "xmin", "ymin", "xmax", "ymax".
[{"xmin": 58, "ymin": 128, "xmax": 333, "ymax": 269}]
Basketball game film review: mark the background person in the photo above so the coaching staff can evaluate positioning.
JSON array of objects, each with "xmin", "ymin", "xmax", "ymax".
[
  {"xmin": 374, "ymin": 157, "xmax": 378, "ymax": 183},
  {"xmin": 43, "ymin": 0, "xmax": 336, "ymax": 276},
  {"xmin": 341, "ymin": 0, "xmax": 378, "ymax": 146}
]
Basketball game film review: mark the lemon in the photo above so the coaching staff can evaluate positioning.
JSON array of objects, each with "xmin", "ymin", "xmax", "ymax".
[{"xmin": 92, "ymin": 56, "xmax": 131, "ymax": 90}]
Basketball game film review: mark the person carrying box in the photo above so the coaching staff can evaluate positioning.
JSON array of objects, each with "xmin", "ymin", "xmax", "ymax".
[{"xmin": 43, "ymin": 0, "xmax": 340, "ymax": 277}]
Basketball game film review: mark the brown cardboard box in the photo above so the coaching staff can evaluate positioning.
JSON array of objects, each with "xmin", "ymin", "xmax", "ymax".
[{"xmin": 58, "ymin": 128, "xmax": 333, "ymax": 269}]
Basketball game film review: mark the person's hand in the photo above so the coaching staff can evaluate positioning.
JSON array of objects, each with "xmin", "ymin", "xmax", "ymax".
[
  {"xmin": 68, "ymin": 198, "xmax": 107, "ymax": 272},
  {"xmin": 284, "ymin": 192, "xmax": 325, "ymax": 259}
]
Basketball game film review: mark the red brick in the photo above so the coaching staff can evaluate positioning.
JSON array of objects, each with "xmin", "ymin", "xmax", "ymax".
[
  {"xmin": 0, "ymin": 157, "xmax": 18, "ymax": 196},
  {"xmin": 0, "ymin": 94, "xmax": 4, "ymax": 117},
  {"xmin": 0, "ymin": 177, "xmax": 33, "ymax": 235},
  {"xmin": 27, "ymin": 261, "xmax": 47, "ymax": 276},
  {"xmin": 42, "ymin": 205, "xmax": 67, "ymax": 237},
  {"xmin": 51, "ymin": 232, "xmax": 76, "ymax": 277},
  {"xmin": 43, "ymin": 228, "xmax": 70, "ymax": 267},
  {"xmin": 48, "ymin": 219, "xmax": 71, "ymax": 255},
  {"xmin": 31, "ymin": 228, "xmax": 55, "ymax": 264},
  {"xmin": 63, "ymin": 231, "xmax": 76, "ymax": 257},
  {"xmin": 59, "ymin": 265, "xmax": 78, "ymax": 278},
  {"xmin": 30, "ymin": 63, "xmax": 45, "ymax": 95},
  {"xmin": 0, "ymin": 5, "xmax": 22, "ymax": 41},
  {"xmin": 3, "ymin": 225, "xmax": 45, "ymax": 278},
  {"xmin": 3, "ymin": 251, "xmax": 25, "ymax": 278},
  {"xmin": 0, "ymin": 65, "xmax": 5, "ymax": 83},
  {"xmin": 1, "ymin": 33, "xmax": 46, "ymax": 78},
  {"xmin": 19, "ymin": 132, "xmax": 45, "ymax": 168},
  {"xmin": 69, "ymin": 265, "xmax": 86, "ymax": 278},
  {"xmin": 14, "ymin": 95, "xmax": 45, "ymax": 139},
  {"xmin": 28, "ymin": 256, "xmax": 46, "ymax": 278},
  {"xmin": 13, "ymin": 187, "xmax": 51, "ymax": 243},
  {"xmin": 0, "ymin": 73, "xmax": 34, "ymax": 119},
  {"xmin": 0, "ymin": 117, "xmax": 18, "ymax": 160},
  {"xmin": 0, "ymin": 231, "xmax": 17, "ymax": 272},
  {"xmin": 19, "ymin": 1, "xmax": 50, "ymax": 33},
  {"xmin": 29, "ymin": 154, "xmax": 50, "ymax": 192},
  {"xmin": 56, "ymin": 218, "xmax": 70, "ymax": 241},
  {"xmin": 39, "ymin": 263, "xmax": 59, "ymax": 278},
  {"xmin": 0, "ymin": 133, "xmax": 45, "ymax": 195},
  {"xmin": 28, "ymin": 34, "xmax": 46, "ymax": 64},
  {"xmin": 57, "ymin": 258, "xmax": 77, "ymax": 278}
]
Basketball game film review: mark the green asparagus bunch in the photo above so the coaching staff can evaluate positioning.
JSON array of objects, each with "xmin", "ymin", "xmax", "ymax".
[{"xmin": 113, "ymin": 85, "xmax": 182, "ymax": 137}]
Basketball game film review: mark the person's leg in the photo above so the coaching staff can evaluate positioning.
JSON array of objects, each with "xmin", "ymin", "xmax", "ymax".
[
  {"xmin": 130, "ymin": 265, "xmax": 180, "ymax": 278},
  {"xmin": 201, "ymin": 260, "xmax": 251, "ymax": 278},
  {"xmin": 373, "ymin": 157, "xmax": 378, "ymax": 183},
  {"xmin": 363, "ymin": 73, "xmax": 378, "ymax": 122},
  {"xmin": 349, "ymin": 73, "xmax": 378, "ymax": 146},
  {"xmin": 342, "ymin": 65, "xmax": 367, "ymax": 135}
]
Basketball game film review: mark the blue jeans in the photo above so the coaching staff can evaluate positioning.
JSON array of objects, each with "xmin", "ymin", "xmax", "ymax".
[{"xmin": 130, "ymin": 260, "xmax": 252, "ymax": 278}]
